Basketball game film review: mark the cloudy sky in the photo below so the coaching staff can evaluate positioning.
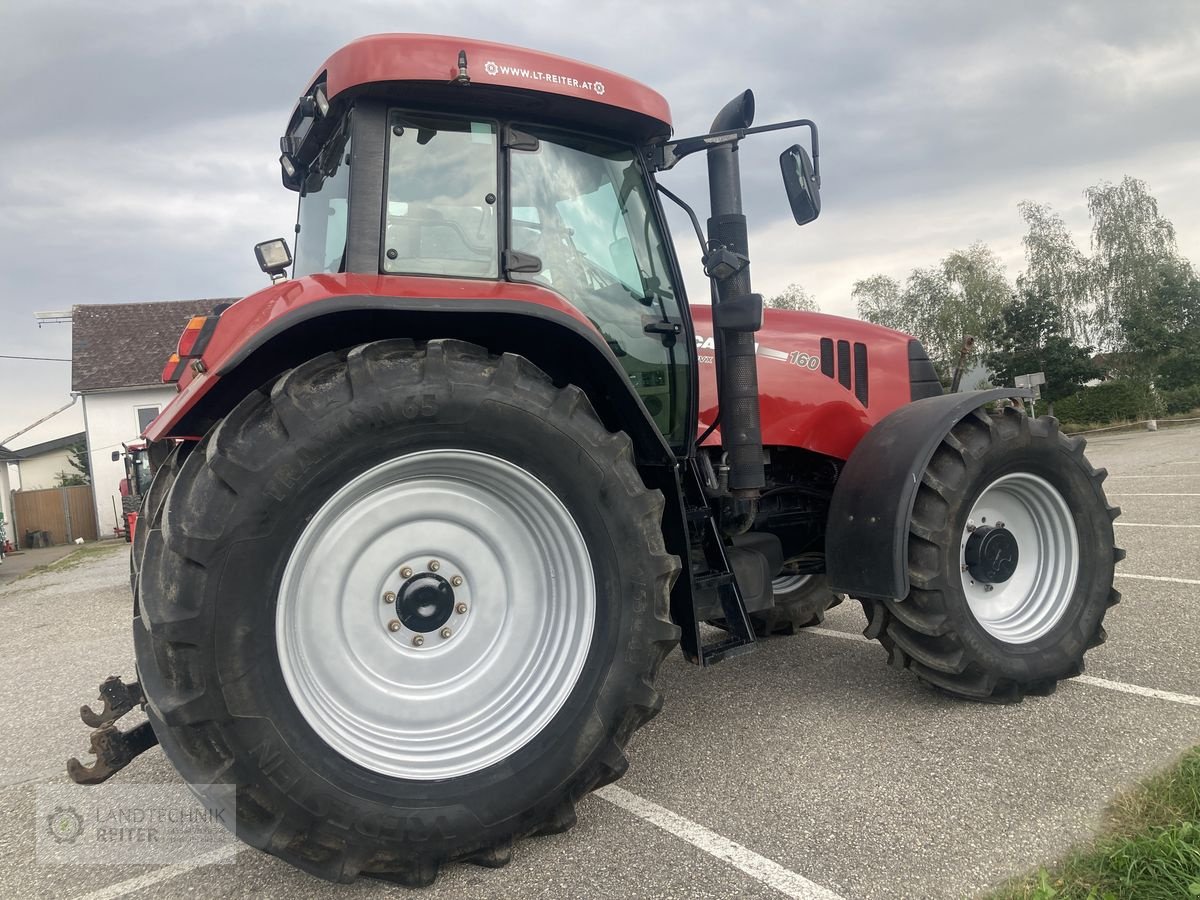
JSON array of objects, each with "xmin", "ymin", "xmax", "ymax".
[{"xmin": 2, "ymin": 0, "xmax": 1199, "ymax": 445}]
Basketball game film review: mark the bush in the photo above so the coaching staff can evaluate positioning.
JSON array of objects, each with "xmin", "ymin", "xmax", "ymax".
[
  {"xmin": 1052, "ymin": 379, "xmax": 1159, "ymax": 425},
  {"xmin": 1160, "ymin": 384, "xmax": 1200, "ymax": 416}
]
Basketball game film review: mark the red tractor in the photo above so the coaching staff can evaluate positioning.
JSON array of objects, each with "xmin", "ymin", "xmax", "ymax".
[
  {"xmin": 70, "ymin": 35, "xmax": 1121, "ymax": 886},
  {"xmin": 112, "ymin": 441, "xmax": 152, "ymax": 541}
]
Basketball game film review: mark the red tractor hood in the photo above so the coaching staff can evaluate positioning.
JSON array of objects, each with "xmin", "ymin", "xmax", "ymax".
[{"xmin": 691, "ymin": 306, "xmax": 920, "ymax": 460}]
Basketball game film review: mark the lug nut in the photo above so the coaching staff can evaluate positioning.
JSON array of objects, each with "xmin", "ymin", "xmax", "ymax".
[
  {"xmin": 400, "ymin": 566, "xmax": 413, "ymax": 579},
  {"xmin": 451, "ymin": 575, "xmax": 463, "ymax": 587},
  {"xmin": 455, "ymin": 602, "xmax": 468, "ymax": 615},
  {"xmin": 412, "ymin": 635, "xmax": 424, "ymax": 646},
  {"xmin": 428, "ymin": 560, "xmax": 441, "ymax": 572},
  {"xmin": 383, "ymin": 591, "xmax": 395, "ymax": 604},
  {"xmin": 387, "ymin": 619, "xmax": 401, "ymax": 632},
  {"xmin": 996, "ymin": 521, "xmax": 1006, "ymax": 529},
  {"xmin": 983, "ymin": 584, "xmax": 994, "ymax": 593},
  {"xmin": 966, "ymin": 524, "xmax": 977, "ymax": 533},
  {"xmin": 440, "ymin": 627, "xmax": 452, "ymax": 639}
]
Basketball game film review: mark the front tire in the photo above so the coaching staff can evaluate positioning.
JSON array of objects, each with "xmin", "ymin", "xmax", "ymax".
[
  {"xmin": 859, "ymin": 407, "xmax": 1122, "ymax": 702},
  {"xmin": 133, "ymin": 340, "xmax": 679, "ymax": 884}
]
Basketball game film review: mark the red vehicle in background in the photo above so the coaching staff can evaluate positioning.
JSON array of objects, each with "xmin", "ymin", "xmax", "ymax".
[{"xmin": 113, "ymin": 442, "xmax": 151, "ymax": 542}]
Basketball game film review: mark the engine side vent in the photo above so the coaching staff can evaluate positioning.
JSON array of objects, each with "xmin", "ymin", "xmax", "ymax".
[
  {"xmin": 836, "ymin": 340, "xmax": 851, "ymax": 389},
  {"xmin": 908, "ymin": 339, "xmax": 943, "ymax": 400},
  {"xmin": 819, "ymin": 338, "xmax": 835, "ymax": 377},
  {"xmin": 853, "ymin": 342, "xmax": 869, "ymax": 406}
]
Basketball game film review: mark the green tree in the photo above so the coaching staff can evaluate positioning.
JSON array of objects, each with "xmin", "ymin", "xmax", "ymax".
[
  {"xmin": 1086, "ymin": 176, "xmax": 1177, "ymax": 349},
  {"xmin": 1117, "ymin": 256, "xmax": 1200, "ymax": 388},
  {"xmin": 55, "ymin": 439, "xmax": 90, "ymax": 487},
  {"xmin": 852, "ymin": 274, "xmax": 906, "ymax": 331},
  {"xmin": 1016, "ymin": 201, "xmax": 1092, "ymax": 344},
  {"xmin": 983, "ymin": 290, "xmax": 1096, "ymax": 413},
  {"xmin": 856, "ymin": 243, "xmax": 1011, "ymax": 379},
  {"xmin": 765, "ymin": 282, "xmax": 819, "ymax": 312}
]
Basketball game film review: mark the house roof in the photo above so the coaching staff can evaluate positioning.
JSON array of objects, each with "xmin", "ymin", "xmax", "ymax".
[
  {"xmin": 0, "ymin": 445, "xmax": 19, "ymax": 462},
  {"xmin": 71, "ymin": 299, "xmax": 235, "ymax": 392},
  {"xmin": 13, "ymin": 432, "xmax": 86, "ymax": 459}
]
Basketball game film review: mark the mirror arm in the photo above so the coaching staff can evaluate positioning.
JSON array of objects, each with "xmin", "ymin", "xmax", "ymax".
[
  {"xmin": 656, "ymin": 183, "xmax": 709, "ymax": 258},
  {"xmin": 652, "ymin": 117, "xmax": 820, "ymax": 186}
]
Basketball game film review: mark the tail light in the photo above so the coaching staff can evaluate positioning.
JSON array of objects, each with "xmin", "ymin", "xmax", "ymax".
[
  {"xmin": 161, "ymin": 353, "xmax": 187, "ymax": 384},
  {"xmin": 176, "ymin": 314, "xmax": 217, "ymax": 358}
]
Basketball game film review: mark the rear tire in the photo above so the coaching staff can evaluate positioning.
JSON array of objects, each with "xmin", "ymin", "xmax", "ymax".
[
  {"xmin": 858, "ymin": 407, "xmax": 1122, "ymax": 702},
  {"xmin": 133, "ymin": 340, "xmax": 679, "ymax": 884}
]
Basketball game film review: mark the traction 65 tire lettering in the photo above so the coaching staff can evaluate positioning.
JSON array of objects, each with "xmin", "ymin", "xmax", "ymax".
[{"xmin": 133, "ymin": 339, "xmax": 680, "ymax": 885}]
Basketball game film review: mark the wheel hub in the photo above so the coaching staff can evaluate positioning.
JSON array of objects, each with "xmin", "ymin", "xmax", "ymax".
[
  {"xmin": 275, "ymin": 448, "xmax": 596, "ymax": 780},
  {"xmin": 959, "ymin": 471, "xmax": 1079, "ymax": 644},
  {"xmin": 396, "ymin": 572, "xmax": 455, "ymax": 633},
  {"xmin": 964, "ymin": 525, "xmax": 1019, "ymax": 584}
]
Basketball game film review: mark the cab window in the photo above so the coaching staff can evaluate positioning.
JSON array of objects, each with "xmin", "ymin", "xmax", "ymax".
[{"xmin": 383, "ymin": 112, "xmax": 498, "ymax": 278}]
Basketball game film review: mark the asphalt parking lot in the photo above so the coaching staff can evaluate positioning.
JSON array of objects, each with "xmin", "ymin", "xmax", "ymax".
[{"xmin": 1, "ymin": 423, "xmax": 1197, "ymax": 899}]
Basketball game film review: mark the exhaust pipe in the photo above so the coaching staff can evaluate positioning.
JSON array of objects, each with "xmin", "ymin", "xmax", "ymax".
[{"xmin": 707, "ymin": 91, "xmax": 765, "ymax": 509}]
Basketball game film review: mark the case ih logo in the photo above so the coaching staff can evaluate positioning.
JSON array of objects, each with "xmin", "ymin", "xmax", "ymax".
[{"xmin": 483, "ymin": 61, "xmax": 606, "ymax": 95}]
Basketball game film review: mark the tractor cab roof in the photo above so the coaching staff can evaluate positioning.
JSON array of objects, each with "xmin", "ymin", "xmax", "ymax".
[{"xmin": 285, "ymin": 34, "xmax": 673, "ymax": 165}]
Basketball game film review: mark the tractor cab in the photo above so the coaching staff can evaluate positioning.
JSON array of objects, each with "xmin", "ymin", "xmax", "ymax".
[{"xmin": 261, "ymin": 35, "xmax": 818, "ymax": 454}]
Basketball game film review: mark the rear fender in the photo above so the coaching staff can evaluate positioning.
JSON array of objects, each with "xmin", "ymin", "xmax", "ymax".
[
  {"xmin": 825, "ymin": 388, "xmax": 1032, "ymax": 601},
  {"xmin": 149, "ymin": 297, "xmax": 674, "ymax": 468}
]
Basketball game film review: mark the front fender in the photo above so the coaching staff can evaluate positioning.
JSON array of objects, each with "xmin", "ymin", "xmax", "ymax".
[{"xmin": 825, "ymin": 388, "xmax": 1032, "ymax": 601}]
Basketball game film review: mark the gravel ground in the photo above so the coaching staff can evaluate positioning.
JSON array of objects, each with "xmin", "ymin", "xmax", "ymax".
[{"xmin": 1, "ymin": 424, "xmax": 1197, "ymax": 899}]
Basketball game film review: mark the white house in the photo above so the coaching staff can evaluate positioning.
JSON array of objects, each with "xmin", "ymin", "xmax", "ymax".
[
  {"xmin": 10, "ymin": 431, "xmax": 85, "ymax": 490},
  {"xmin": 71, "ymin": 300, "xmax": 231, "ymax": 537}
]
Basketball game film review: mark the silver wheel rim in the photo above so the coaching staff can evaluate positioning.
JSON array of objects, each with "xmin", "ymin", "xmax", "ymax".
[
  {"xmin": 959, "ymin": 472, "xmax": 1079, "ymax": 644},
  {"xmin": 276, "ymin": 449, "xmax": 596, "ymax": 780},
  {"xmin": 772, "ymin": 573, "xmax": 813, "ymax": 595}
]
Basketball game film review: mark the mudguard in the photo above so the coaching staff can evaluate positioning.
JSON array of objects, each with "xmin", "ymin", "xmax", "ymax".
[
  {"xmin": 143, "ymin": 275, "xmax": 674, "ymax": 467},
  {"xmin": 825, "ymin": 388, "xmax": 1032, "ymax": 601}
]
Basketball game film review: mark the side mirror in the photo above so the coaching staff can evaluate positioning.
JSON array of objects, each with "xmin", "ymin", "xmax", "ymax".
[
  {"xmin": 111, "ymin": 450, "xmax": 121, "ymax": 462},
  {"xmin": 254, "ymin": 238, "xmax": 293, "ymax": 282},
  {"xmin": 780, "ymin": 145, "xmax": 821, "ymax": 226}
]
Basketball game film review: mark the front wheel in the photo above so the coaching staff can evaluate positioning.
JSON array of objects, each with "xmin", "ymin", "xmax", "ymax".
[
  {"xmin": 859, "ymin": 407, "xmax": 1122, "ymax": 702},
  {"xmin": 133, "ymin": 340, "xmax": 679, "ymax": 885}
]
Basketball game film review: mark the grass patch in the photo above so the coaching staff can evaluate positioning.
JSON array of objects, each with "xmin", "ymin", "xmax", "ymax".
[
  {"xmin": 17, "ymin": 541, "xmax": 128, "ymax": 580},
  {"xmin": 986, "ymin": 747, "xmax": 1200, "ymax": 899}
]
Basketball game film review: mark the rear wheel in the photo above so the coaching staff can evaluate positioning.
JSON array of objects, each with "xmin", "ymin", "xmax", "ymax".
[
  {"xmin": 859, "ymin": 407, "xmax": 1122, "ymax": 702},
  {"xmin": 133, "ymin": 340, "xmax": 679, "ymax": 884}
]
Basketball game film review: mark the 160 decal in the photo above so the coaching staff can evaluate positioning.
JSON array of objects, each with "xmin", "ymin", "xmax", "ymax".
[{"xmin": 694, "ymin": 336, "xmax": 821, "ymax": 371}]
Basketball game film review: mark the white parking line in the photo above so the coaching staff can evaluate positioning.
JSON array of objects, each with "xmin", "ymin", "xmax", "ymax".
[
  {"xmin": 1072, "ymin": 676, "xmax": 1200, "ymax": 707},
  {"xmin": 1105, "ymin": 493, "xmax": 1200, "ymax": 496},
  {"xmin": 68, "ymin": 845, "xmax": 240, "ymax": 900},
  {"xmin": 805, "ymin": 628, "xmax": 1200, "ymax": 707},
  {"xmin": 1115, "ymin": 572, "xmax": 1200, "ymax": 586},
  {"xmin": 1114, "ymin": 523, "xmax": 1200, "ymax": 528},
  {"xmin": 597, "ymin": 785, "xmax": 845, "ymax": 900},
  {"xmin": 1107, "ymin": 474, "xmax": 1200, "ymax": 478}
]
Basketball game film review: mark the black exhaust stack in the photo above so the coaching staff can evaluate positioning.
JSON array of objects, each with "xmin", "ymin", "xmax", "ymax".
[{"xmin": 706, "ymin": 91, "xmax": 765, "ymax": 514}]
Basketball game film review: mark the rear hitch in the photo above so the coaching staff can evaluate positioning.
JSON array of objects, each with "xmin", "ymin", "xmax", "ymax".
[
  {"xmin": 67, "ymin": 676, "xmax": 158, "ymax": 785},
  {"xmin": 80, "ymin": 675, "xmax": 145, "ymax": 728}
]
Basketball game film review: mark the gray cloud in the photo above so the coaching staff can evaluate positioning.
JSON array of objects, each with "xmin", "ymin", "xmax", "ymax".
[{"xmin": 3, "ymin": 0, "xmax": 1199, "ymax": 438}]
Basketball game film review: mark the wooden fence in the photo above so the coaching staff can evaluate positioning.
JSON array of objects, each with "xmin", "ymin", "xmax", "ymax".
[{"xmin": 12, "ymin": 485, "xmax": 98, "ymax": 545}]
